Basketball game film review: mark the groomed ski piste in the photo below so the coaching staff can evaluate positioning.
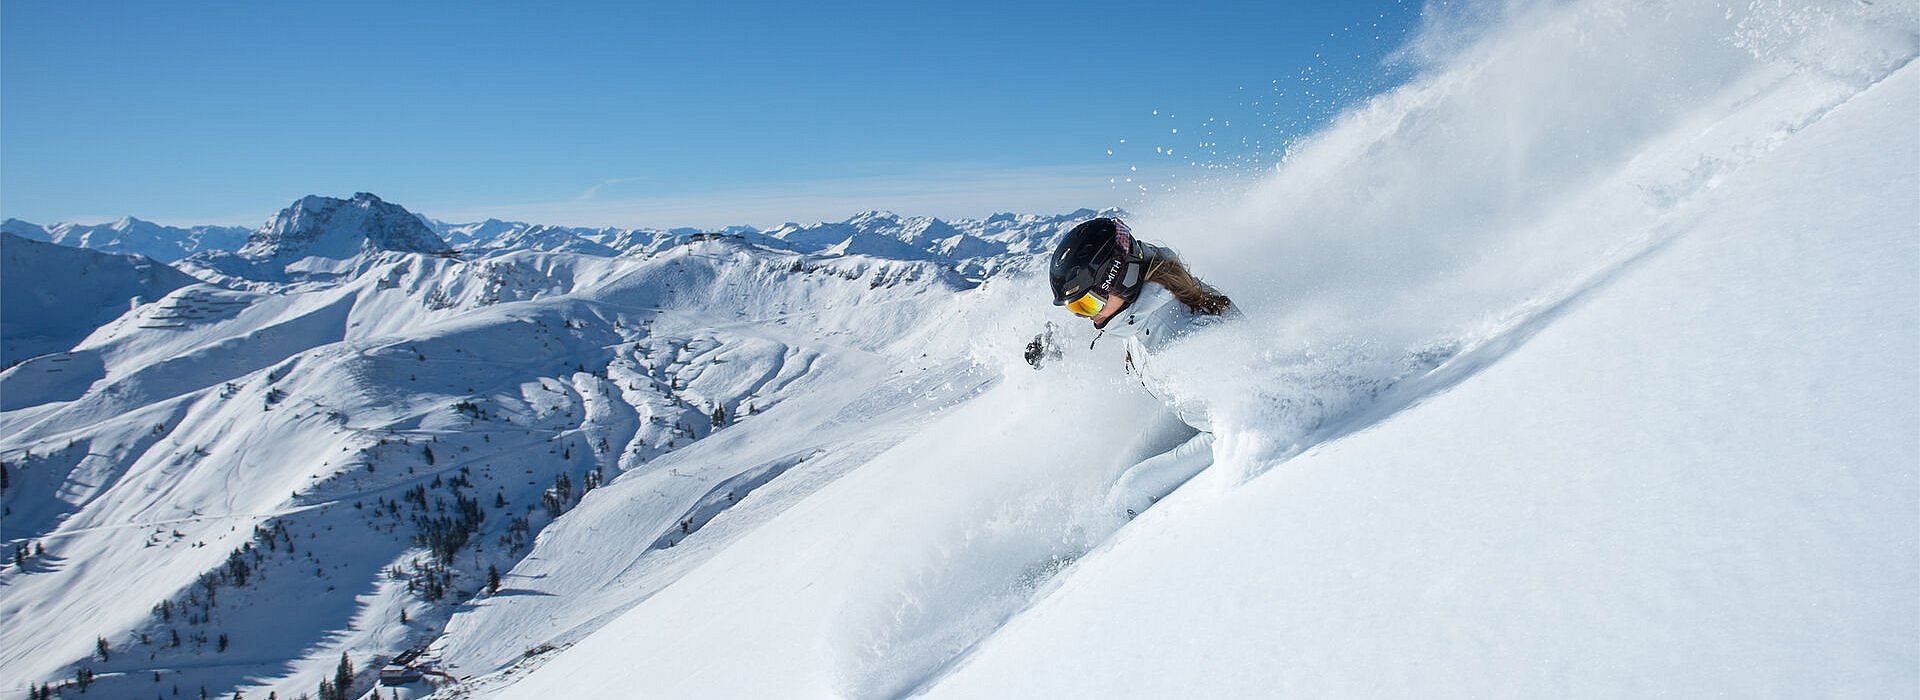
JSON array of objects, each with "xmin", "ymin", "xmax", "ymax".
[{"xmin": 2, "ymin": 0, "xmax": 1916, "ymax": 698}]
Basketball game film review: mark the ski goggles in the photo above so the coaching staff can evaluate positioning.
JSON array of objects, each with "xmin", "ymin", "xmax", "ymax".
[{"xmin": 1063, "ymin": 291, "xmax": 1107, "ymax": 318}]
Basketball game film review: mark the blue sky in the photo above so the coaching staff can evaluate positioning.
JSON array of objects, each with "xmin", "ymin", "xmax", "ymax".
[{"xmin": 2, "ymin": 1, "xmax": 1422, "ymax": 229}]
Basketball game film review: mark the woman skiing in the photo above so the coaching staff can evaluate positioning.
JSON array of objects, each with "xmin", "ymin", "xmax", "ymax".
[
  {"xmin": 1049, "ymin": 216, "xmax": 1232, "ymax": 354},
  {"xmin": 1047, "ymin": 216, "xmax": 1234, "ymax": 517}
]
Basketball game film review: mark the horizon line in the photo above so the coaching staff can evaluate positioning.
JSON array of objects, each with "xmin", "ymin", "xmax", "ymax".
[{"xmin": 1, "ymin": 163, "xmax": 1224, "ymax": 232}]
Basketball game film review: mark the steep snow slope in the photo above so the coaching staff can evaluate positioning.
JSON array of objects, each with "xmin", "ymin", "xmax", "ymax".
[
  {"xmin": 475, "ymin": 1, "xmax": 1917, "ymax": 698},
  {"xmin": 6, "ymin": 0, "xmax": 1912, "ymax": 697},
  {"xmin": 423, "ymin": 317, "xmax": 990, "ymax": 680},
  {"xmin": 472, "ymin": 359, "xmax": 1195, "ymax": 699},
  {"xmin": 0, "ymin": 199, "xmax": 1076, "ymax": 699},
  {"xmin": 924, "ymin": 53, "xmax": 1920, "ymax": 700},
  {"xmin": 0, "ymin": 233, "xmax": 201, "ymax": 369},
  {"xmin": 0, "ymin": 219, "xmax": 50, "ymax": 241}
]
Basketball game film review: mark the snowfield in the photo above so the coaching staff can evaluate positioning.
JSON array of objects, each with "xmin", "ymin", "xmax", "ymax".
[
  {"xmin": 924, "ymin": 48, "xmax": 1920, "ymax": 700},
  {"xmin": 2, "ymin": 0, "xmax": 1916, "ymax": 698}
]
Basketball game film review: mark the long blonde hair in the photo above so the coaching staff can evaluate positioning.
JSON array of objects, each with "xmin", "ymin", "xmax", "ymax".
[{"xmin": 1143, "ymin": 252, "xmax": 1232, "ymax": 315}]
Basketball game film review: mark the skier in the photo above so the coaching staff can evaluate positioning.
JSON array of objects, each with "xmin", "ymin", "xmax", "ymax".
[
  {"xmin": 1046, "ymin": 216, "xmax": 1234, "ymax": 517},
  {"xmin": 1049, "ymin": 216, "xmax": 1232, "ymax": 356}
]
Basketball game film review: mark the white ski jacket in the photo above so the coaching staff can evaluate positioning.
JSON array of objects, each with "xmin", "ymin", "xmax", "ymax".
[
  {"xmin": 1089, "ymin": 283, "xmax": 1234, "ymax": 431},
  {"xmin": 1087, "ymin": 284, "xmax": 1230, "ymax": 515},
  {"xmin": 1095, "ymin": 285, "xmax": 1213, "ymax": 366}
]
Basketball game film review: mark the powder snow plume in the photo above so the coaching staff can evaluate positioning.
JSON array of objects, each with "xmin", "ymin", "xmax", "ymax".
[
  {"xmin": 3, "ymin": 0, "xmax": 1914, "ymax": 697},
  {"xmin": 474, "ymin": 0, "xmax": 1915, "ymax": 696},
  {"xmin": 1117, "ymin": 0, "xmax": 1919, "ymax": 476}
]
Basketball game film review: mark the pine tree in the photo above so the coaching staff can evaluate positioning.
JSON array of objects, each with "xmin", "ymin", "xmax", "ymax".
[
  {"xmin": 98, "ymin": 635, "xmax": 111, "ymax": 661},
  {"xmin": 333, "ymin": 652, "xmax": 353, "ymax": 699},
  {"xmin": 487, "ymin": 565, "xmax": 501, "ymax": 593},
  {"xmin": 711, "ymin": 405, "xmax": 726, "ymax": 428}
]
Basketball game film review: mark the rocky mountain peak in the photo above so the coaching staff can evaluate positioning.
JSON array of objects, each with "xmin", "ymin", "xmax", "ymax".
[{"xmin": 239, "ymin": 193, "xmax": 451, "ymax": 260}]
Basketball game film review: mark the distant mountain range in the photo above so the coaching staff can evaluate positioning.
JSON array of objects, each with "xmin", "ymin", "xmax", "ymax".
[
  {"xmin": 6, "ymin": 1, "xmax": 1916, "ymax": 696},
  {"xmin": 2, "ymin": 192, "xmax": 1111, "ymax": 368},
  {"xmin": 0, "ymin": 233, "xmax": 202, "ymax": 367},
  {"xmin": 6, "ymin": 194, "xmax": 1109, "ymax": 285},
  {"xmin": 1, "ymin": 217, "xmax": 251, "ymax": 263},
  {"xmin": 0, "ymin": 190, "xmax": 1107, "ymax": 698}
]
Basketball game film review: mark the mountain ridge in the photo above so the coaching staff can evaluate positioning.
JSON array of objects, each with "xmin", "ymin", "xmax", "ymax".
[
  {"xmin": 11, "ymin": 195, "xmax": 1113, "ymax": 301},
  {"xmin": 237, "ymin": 192, "xmax": 453, "ymax": 260},
  {"xmin": 0, "ymin": 194, "xmax": 1090, "ymax": 699},
  {"xmin": 0, "ymin": 232, "xmax": 202, "ymax": 369},
  {"xmin": 2, "ymin": 217, "xmax": 251, "ymax": 263}
]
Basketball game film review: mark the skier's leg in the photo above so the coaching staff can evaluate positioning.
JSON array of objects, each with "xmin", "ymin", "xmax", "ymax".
[{"xmin": 1104, "ymin": 431, "xmax": 1214, "ymax": 517}]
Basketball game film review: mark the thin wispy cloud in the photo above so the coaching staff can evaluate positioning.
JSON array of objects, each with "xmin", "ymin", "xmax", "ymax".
[{"xmin": 576, "ymin": 177, "xmax": 649, "ymax": 202}]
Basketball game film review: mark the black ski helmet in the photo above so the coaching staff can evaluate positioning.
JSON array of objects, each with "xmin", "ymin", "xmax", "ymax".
[{"xmin": 1050, "ymin": 218, "xmax": 1128, "ymax": 306}]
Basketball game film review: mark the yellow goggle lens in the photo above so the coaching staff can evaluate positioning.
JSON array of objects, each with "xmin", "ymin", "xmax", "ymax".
[{"xmin": 1065, "ymin": 292, "xmax": 1106, "ymax": 318}]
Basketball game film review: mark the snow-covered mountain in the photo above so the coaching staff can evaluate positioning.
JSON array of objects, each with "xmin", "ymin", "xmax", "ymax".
[
  {"xmin": 239, "ymin": 193, "xmax": 453, "ymax": 259},
  {"xmin": 0, "ymin": 189, "xmax": 1093, "ymax": 699},
  {"xmin": 1, "ymin": 217, "xmax": 251, "ymax": 263},
  {"xmin": 416, "ymin": 209, "xmax": 1086, "ymax": 282},
  {"xmin": 0, "ymin": 233, "xmax": 202, "ymax": 369},
  {"xmin": 460, "ymin": 224, "xmax": 622, "ymax": 257},
  {"xmin": 428, "ymin": 218, "xmax": 527, "ymax": 249},
  {"xmin": 175, "ymin": 193, "xmax": 457, "ymax": 287},
  {"xmin": 424, "ymin": 219, "xmax": 638, "ymax": 256},
  {"xmin": 2, "ymin": 1, "xmax": 1915, "ymax": 698}
]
